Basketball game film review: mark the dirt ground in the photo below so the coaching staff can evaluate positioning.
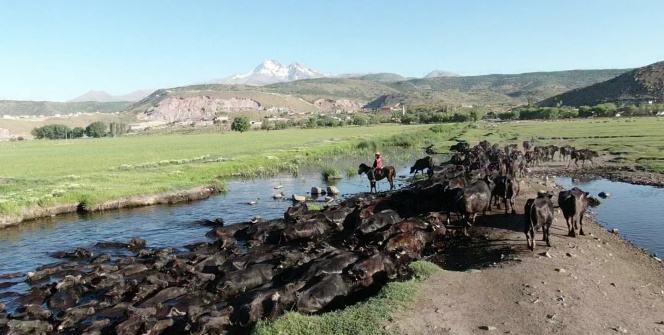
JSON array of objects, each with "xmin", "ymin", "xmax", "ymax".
[{"xmin": 388, "ymin": 164, "xmax": 664, "ymax": 335}]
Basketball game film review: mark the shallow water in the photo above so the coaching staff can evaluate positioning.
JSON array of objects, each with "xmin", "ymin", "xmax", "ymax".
[
  {"xmin": 0, "ymin": 151, "xmax": 428, "ymax": 307},
  {"xmin": 556, "ymin": 177, "xmax": 664, "ymax": 257}
]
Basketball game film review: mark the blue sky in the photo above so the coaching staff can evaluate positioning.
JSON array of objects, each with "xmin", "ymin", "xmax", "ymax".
[{"xmin": 1, "ymin": 0, "xmax": 663, "ymax": 101}]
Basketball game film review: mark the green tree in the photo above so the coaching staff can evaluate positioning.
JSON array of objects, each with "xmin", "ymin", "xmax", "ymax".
[
  {"xmin": 71, "ymin": 127, "xmax": 86, "ymax": 138},
  {"xmin": 260, "ymin": 120, "xmax": 274, "ymax": 131},
  {"xmin": 231, "ymin": 117, "xmax": 250, "ymax": 133},
  {"xmin": 352, "ymin": 115, "xmax": 369, "ymax": 126},
  {"xmin": 31, "ymin": 127, "xmax": 44, "ymax": 139},
  {"xmin": 469, "ymin": 109, "xmax": 481, "ymax": 122},
  {"xmin": 86, "ymin": 121, "xmax": 108, "ymax": 138}
]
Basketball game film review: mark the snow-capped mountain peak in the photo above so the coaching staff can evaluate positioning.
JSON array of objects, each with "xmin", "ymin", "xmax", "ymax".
[{"xmin": 215, "ymin": 60, "xmax": 326, "ymax": 86}]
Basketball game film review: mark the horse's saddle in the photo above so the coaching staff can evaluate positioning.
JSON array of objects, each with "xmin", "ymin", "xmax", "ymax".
[{"xmin": 371, "ymin": 168, "xmax": 384, "ymax": 180}]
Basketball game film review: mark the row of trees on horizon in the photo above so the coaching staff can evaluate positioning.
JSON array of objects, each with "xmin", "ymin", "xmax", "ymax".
[{"xmin": 30, "ymin": 121, "xmax": 130, "ymax": 140}]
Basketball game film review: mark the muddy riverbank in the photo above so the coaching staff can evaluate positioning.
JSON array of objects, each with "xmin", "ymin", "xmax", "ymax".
[{"xmin": 390, "ymin": 174, "xmax": 664, "ymax": 335}]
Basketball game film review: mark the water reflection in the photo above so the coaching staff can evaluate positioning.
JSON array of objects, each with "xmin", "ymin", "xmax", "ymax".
[{"xmin": 557, "ymin": 177, "xmax": 664, "ymax": 256}]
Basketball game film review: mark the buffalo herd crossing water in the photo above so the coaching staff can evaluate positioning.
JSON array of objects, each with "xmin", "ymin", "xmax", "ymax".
[{"xmin": 0, "ymin": 141, "xmax": 660, "ymax": 334}]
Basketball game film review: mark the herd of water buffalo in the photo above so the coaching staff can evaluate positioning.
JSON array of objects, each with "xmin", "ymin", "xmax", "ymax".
[{"xmin": 0, "ymin": 139, "xmax": 595, "ymax": 335}]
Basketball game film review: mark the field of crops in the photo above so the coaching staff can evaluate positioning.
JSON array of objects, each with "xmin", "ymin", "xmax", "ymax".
[{"xmin": 0, "ymin": 125, "xmax": 438, "ymax": 215}]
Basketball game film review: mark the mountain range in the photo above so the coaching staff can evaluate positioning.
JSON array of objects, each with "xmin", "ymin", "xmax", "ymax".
[
  {"xmin": 68, "ymin": 90, "xmax": 156, "ymax": 103},
  {"xmin": 212, "ymin": 60, "xmax": 458, "ymax": 86},
  {"xmin": 8, "ymin": 59, "xmax": 663, "ymax": 122}
]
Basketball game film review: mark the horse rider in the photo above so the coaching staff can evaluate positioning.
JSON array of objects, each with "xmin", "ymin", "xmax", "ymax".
[{"xmin": 370, "ymin": 152, "xmax": 383, "ymax": 181}]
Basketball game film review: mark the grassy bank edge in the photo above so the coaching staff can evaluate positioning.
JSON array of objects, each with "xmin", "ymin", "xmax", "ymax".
[{"xmin": 253, "ymin": 261, "xmax": 441, "ymax": 335}]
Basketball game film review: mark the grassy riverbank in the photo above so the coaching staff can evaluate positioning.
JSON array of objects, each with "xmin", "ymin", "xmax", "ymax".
[{"xmin": 0, "ymin": 125, "xmax": 455, "ymax": 216}]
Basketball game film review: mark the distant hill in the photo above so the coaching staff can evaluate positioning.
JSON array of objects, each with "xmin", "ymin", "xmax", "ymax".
[
  {"xmin": 359, "ymin": 73, "xmax": 406, "ymax": 82},
  {"xmin": 69, "ymin": 89, "xmax": 155, "ymax": 102},
  {"xmin": 0, "ymin": 101, "xmax": 130, "ymax": 116},
  {"xmin": 537, "ymin": 61, "xmax": 664, "ymax": 107},
  {"xmin": 127, "ymin": 68, "xmax": 630, "ymax": 122},
  {"xmin": 370, "ymin": 68, "xmax": 629, "ymax": 107},
  {"xmin": 424, "ymin": 70, "xmax": 459, "ymax": 78}
]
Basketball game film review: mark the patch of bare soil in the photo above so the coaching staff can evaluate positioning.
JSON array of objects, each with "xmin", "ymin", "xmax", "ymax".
[{"xmin": 389, "ymin": 175, "xmax": 664, "ymax": 335}]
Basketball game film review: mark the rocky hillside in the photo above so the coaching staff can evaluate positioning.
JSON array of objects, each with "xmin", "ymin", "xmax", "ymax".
[
  {"xmin": 538, "ymin": 61, "xmax": 664, "ymax": 107},
  {"xmin": 313, "ymin": 98, "xmax": 363, "ymax": 112}
]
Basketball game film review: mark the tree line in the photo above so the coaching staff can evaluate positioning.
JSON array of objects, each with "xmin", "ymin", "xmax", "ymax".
[
  {"xmin": 31, "ymin": 122, "xmax": 130, "ymax": 140},
  {"xmin": 230, "ymin": 114, "xmax": 388, "ymax": 132}
]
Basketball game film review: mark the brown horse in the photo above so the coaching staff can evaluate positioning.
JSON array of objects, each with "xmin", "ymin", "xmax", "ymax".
[{"xmin": 358, "ymin": 163, "xmax": 395, "ymax": 193}]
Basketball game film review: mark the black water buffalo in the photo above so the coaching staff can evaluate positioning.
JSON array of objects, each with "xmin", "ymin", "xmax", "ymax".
[
  {"xmin": 348, "ymin": 252, "xmax": 394, "ymax": 287},
  {"xmin": 558, "ymin": 187, "xmax": 590, "ymax": 237},
  {"xmin": 450, "ymin": 141, "xmax": 470, "ymax": 153},
  {"xmin": 559, "ymin": 145, "xmax": 575, "ymax": 162},
  {"xmin": 295, "ymin": 274, "xmax": 354, "ymax": 314},
  {"xmin": 383, "ymin": 230, "xmax": 430, "ymax": 256},
  {"xmin": 524, "ymin": 151, "xmax": 537, "ymax": 167},
  {"xmin": 359, "ymin": 209, "xmax": 401, "ymax": 235},
  {"xmin": 452, "ymin": 179, "xmax": 494, "ymax": 235},
  {"xmin": 568, "ymin": 149, "xmax": 599, "ymax": 167},
  {"xmin": 523, "ymin": 140, "xmax": 533, "ymax": 152},
  {"xmin": 524, "ymin": 192, "xmax": 555, "ymax": 250},
  {"xmin": 303, "ymin": 252, "xmax": 360, "ymax": 279},
  {"xmin": 282, "ymin": 220, "xmax": 330, "ymax": 242},
  {"xmin": 374, "ymin": 219, "xmax": 429, "ymax": 244},
  {"xmin": 410, "ymin": 156, "xmax": 434, "ymax": 177},
  {"xmin": 491, "ymin": 175, "xmax": 520, "ymax": 215},
  {"xmin": 216, "ymin": 264, "xmax": 277, "ymax": 298}
]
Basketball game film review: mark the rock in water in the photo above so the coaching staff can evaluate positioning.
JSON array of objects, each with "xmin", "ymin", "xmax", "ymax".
[
  {"xmin": 292, "ymin": 194, "xmax": 306, "ymax": 203},
  {"xmin": 327, "ymin": 186, "xmax": 340, "ymax": 195},
  {"xmin": 310, "ymin": 187, "xmax": 326, "ymax": 195},
  {"xmin": 587, "ymin": 196, "xmax": 601, "ymax": 207},
  {"xmin": 598, "ymin": 192, "xmax": 610, "ymax": 199}
]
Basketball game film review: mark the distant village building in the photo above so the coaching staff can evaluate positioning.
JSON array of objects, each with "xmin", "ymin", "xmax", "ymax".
[
  {"xmin": 376, "ymin": 103, "xmax": 406, "ymax": 117},
  {"xmin": 194, "ymin": 120, "xmax": 214, "ymax": 127},
  {"xmin": 214, "ymin": 116, "xmax": 229, "ymax": 123}
]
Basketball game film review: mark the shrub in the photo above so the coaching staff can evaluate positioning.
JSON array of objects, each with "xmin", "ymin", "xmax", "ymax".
[{"xmin": 322, "ymin": 167, "xmax": 342, "ymax": 181}]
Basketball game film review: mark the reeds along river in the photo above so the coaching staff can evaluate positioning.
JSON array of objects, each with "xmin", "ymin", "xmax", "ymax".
[{"xmin": 0, "ymin": 152, "xmax": 419, "ymax": 308}]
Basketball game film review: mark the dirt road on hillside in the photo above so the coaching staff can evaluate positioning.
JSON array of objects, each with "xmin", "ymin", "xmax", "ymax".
[{"xmin": 389, "ymin": 174, "xmax": 664, "ymax": 335}]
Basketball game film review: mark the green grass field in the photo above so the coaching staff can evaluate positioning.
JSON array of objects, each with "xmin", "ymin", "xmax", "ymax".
[{"xmin": 0, "ymin": 125, "xmax": 441, "ymax": 215}]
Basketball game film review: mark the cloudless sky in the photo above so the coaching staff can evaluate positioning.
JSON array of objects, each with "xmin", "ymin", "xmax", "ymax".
[{"xmin": 1, "ymin": 0, "xmax": 663, "ymax": 101}]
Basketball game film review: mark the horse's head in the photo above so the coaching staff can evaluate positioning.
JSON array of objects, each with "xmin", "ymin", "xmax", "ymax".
[{"xmin": 358, "ymin": 163, "xmax": 367, "ymax": 175}]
